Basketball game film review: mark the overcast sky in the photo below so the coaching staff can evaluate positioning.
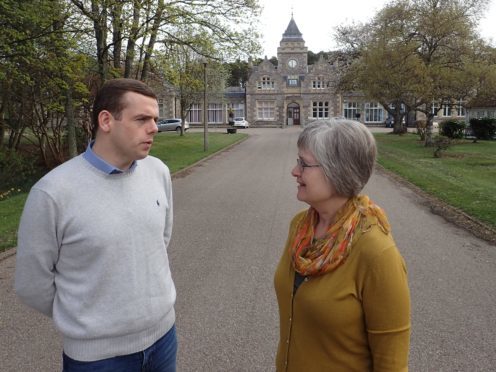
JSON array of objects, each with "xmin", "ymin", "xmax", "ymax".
[{"xmin": 257, "ymin": 0, "xmax": 496, "ymax": 58}]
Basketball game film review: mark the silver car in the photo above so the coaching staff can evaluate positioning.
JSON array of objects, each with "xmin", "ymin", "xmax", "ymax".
[{"xmin": 157, "ymin": 118, "xmax": 189, "ymax": 133}]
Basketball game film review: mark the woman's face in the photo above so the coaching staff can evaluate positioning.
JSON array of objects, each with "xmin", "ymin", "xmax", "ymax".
[{"xmin": 291, "ymin": 148, "xmax": 337, "ymax": 207}]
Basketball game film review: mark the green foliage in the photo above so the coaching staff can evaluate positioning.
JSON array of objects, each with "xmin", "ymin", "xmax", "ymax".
[
  {"xmin": 433, "ymin": 135, "xmax": 451, "ymax": 158},
  {"xmin": 469, "ymin": 118, "xmax": 496, "ymax": 140},
  {"xmin": 0, "ymin": 192, "xmax": 28, "ymax": 251},
  {"xmin": 225, "ymin": 59, "xmax": 250, "ymax": 86},
  {"xmin": 0, "ymin": 150, "xmax": 38, "ymax": 191},
  {"xmin": 375, "ymin": 133, "xmax": 496, "ymax": 229},
  {"xmin": 307, "ymin": 51, "xmax": 331, "ymax": 65},
  {"xmin": 440, "ymin": 120, "xmax": 466, "ymax": 139},
  {"xmin": 0, "ymin": 131, "xmax": 247, "ymax": 252},
  {"xmin": 336, "ymin": 0, "xmax": 495, "ymax": 139}
]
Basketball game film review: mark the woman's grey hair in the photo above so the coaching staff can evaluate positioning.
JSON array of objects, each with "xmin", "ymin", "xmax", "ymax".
[{"xmin": 297, "ymin": 119, "xmax": 377, "ymax": 197}]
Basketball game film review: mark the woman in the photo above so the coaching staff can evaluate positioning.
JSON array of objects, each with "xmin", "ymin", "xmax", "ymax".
[{"xmin": 274, "ymin": 119, "xmax": 410, "ymax": 371}]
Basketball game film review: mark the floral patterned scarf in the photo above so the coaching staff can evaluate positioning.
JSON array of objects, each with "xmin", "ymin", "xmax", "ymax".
[{"xmin": 290, "ymin": 195, "xmax": 391, "ymax": 276}]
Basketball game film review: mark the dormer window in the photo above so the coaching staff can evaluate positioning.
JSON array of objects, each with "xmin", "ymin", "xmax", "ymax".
[
  {"xmin": 257, "ymin": 76, "xmax": 275, "ymax": 90},
  {"xmin": 287, "ymin": 75, "xmax": 299, "ymax": 87},
  {"xmin": 312, "ymin": 77, "xmax": 325, "ymax": 89}
]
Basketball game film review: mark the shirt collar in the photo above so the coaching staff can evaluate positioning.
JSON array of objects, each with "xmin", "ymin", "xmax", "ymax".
[{"xmin": 83, "ymin": 141, "xmax": 137, "ymax": 174}]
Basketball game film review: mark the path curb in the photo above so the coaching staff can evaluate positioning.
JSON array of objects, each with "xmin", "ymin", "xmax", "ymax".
[{"xmin": 0, "ymin": 135, "xmax": 250, "ymax": 261}]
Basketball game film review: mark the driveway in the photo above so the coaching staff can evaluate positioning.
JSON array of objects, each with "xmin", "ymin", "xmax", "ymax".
[{"xmin": 1, "ymin": 127, "xmax": 495, "ymax": 371}]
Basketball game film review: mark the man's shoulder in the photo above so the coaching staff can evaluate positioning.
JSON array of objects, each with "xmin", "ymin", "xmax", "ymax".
[
  {"xmin": 140, "ymin": 156, "xmax": 170, "ymax": 174},
  {"xmin": 35, "ymin": 155, "xmax": 85, "ymax": 185}
]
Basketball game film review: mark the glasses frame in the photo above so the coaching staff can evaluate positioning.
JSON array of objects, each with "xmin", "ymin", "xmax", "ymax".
[{"xmin": 296, "ymin": 158, "xmax": 321, "ymax": 172}]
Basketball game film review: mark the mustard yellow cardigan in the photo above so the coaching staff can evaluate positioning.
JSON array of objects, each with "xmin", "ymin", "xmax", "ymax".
[{"xmin": 274, "ymin": 210, "xmax": 411, "ymax": 372}]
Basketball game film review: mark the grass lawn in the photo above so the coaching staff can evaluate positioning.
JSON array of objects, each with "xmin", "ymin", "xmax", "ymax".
[
  {"xmin": 150, "ymin": 131, "xmax": 247, "ymax": 172},
  {"xmin": 375, "ymin": 133, "xmax": 496, "ymax": 229},
  {"xmin": 0, "ymin": 132, "xmax": 247, "ymax": 252}
]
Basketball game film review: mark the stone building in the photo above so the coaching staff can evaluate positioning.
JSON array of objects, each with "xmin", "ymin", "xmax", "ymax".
[
  {"xmin": 245, "ymin": 16, "xmax": 342, "ymax": 127},
  {"xmin": 158, "ymin": 15, "xmax": 481, "ymax": 128}
]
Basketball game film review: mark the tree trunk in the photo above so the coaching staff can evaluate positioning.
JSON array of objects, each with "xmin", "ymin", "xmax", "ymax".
[
  {"xmin": 124, "ymin": 1, "xmax": 141, "ymax": 78},
  {"xmin": 140, "ymin": 0, "xmax": 165, "ymax": 81},
  {"xmin": 66, "ymin": 88, "xmax": 77, "ymax": 158},
  {"xmin": 111, "ymin": 2, "xmax": 124, "ymax": 70},
  {"xmin": 92, "ymin": 0, "xmax": 108, "ymax": 81},
  {"xmin": 424, "ymin": 114, "xmax": 435, "ymax": 146},
  {"xmin": 0, "ymin": 108, "xmax": 5, "ymax": 149}
]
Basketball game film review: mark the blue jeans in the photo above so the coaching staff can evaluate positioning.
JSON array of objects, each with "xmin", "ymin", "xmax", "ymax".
[{"xmin": 62, "ymin": 325, "xmax": 177, "ymax": 372}]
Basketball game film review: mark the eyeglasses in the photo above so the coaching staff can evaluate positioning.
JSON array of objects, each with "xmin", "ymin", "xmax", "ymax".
[{"xmin": 296, "ymin": 158, "xmax": 321, "ymax": 172}]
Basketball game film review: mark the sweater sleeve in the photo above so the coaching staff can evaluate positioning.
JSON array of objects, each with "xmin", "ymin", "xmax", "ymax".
[
  {"xmin": 163, "ymin": 169, "xmax": 173, "ymax": 248},
  {"xmin": 15, "ymin": 188, "xmax": 60, "ymax": 317},
  {"xmin": 363, "ymin": 244, "xmax": 411, "ymax": 372}
]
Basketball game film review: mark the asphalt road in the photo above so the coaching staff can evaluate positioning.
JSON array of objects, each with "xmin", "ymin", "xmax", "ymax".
[{"xmin": 1, "ymin": 127, "xmax": 495, "ymax": 371}]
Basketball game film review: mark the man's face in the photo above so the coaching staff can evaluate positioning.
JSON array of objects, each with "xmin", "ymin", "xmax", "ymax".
[{"xmin": 105, "ymin": 92, "xmax": 159, "ymax": 169}]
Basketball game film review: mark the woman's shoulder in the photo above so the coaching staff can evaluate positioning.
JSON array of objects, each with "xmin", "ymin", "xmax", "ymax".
[
  {"xmin": 353, "ymin": 221, "xmax": 402, "ymax": 264},
  {"xmin": 290, "ymin": 209, "xmax": 308, "ymax": 227}
]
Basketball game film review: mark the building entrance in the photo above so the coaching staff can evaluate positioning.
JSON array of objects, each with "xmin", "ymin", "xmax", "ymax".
[{"xmin": 287, "ymin": 103, "xmax": 300, "ymax": 126}]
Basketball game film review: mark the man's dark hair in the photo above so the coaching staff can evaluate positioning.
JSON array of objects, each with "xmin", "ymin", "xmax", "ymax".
[{"xmin": 91, "ymin": 78, "xmax": 157, "ymax": 138}]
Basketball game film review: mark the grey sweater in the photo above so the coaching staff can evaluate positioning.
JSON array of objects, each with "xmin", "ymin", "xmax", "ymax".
[{"xmin": 15, "ymin": 154, "xmax": 176, "ymax": 361}]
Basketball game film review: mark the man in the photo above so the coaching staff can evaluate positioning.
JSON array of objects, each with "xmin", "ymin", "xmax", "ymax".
[{"xmin": 15, "ymin": 78, "xmax": 177, "ymax": 371}]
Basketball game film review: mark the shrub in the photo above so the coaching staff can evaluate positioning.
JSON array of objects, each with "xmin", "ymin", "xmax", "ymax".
[
  {"xmin": 469, "ymin": 118, "xmax": 496, "ymax": 140},
  {"xmin": 440, "ymin": 120, "xmax": 466, "ymax": 139},
  {"xmin": 0, "ymin": 150, "xmax": 38, "ymax": 191},
  {"xmin": 433, "ymin": 135, "xmax": 451, "ymax": 158}
]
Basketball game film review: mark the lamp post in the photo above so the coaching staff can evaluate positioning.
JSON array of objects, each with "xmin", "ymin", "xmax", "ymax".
[{"xmin": 203, "ymin": 61, "xmax": 208, "ymax": 151}]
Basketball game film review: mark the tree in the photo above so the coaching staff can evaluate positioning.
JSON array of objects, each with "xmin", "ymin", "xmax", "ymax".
[
  {"xmin": 0, "ymin": 0, "xmax": 90, "ymax": 166},
  {"xmin": 69, "ymin": 0, "xmax": 262, "ymax": 82},
  {"xmin": 225, "ymin": 59, "xmax": 250, "ymax": 87},
  {"xmin": 156, "ymin": 38, "xmax": 228, "ymax": 135},
  {"xmin": 335, "ymin": 0, "xmax": 492, "ymax": 144}
]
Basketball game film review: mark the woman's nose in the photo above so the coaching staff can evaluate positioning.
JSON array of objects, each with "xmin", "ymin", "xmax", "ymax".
[{"xmin": 291, "ymin": 165, "xmax": 300, "ymax": 177}]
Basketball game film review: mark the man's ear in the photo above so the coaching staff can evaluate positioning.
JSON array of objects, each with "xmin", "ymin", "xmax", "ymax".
[{"xmin": 98, "ymin": 110, "xmax": 113, "ymax": 133}]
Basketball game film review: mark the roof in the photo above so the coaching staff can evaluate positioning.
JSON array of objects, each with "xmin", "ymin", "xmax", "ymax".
[
  {"xmin": 281, "ymin": 16, "xmax": 304, "ymax": 43},
  {"xmin": 466, "ymin": 97, "xmax": 496, "ymax": 108}
]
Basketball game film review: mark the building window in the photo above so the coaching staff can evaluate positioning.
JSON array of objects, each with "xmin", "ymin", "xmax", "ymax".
[
  {"xmin": 343, "ymin": 101, "xmax": 359, "ymax": 119},
  {"xmin": 365, "ymin": 102, "xmax": 384, "ymax": 123},
  {"xmin": 257, "ymin": 101, "xmax": 275, "ymax": 120},
  {"xmin": 287, "ymin": 75, "xmax": 298, "ymax": 86},
  {"xmin": 188, "ymin": 104, "xmax": 201, "ymax": 123},
  {"xmin": 312, "ymin": 77, "xmax": 325, "ymax": 89},
  {"xmin": 208, "ymin": 103, "xmax": 223, "ymax": 123},
  {"xmin": 312, "ymin": 101, "xmax": 329, "ymax": 118},
  {"xmin": 431, "ymin": 102, "xmax": 439, "ymax": 116},
  {"xmin": 442, "ymin": 105, "xmax": 450, "ymax": 117},
  {"xmin": 158, "ymin": 98, "xmax": 167, "ymax": 118},
  {"xmin": 456, "ymin": 99, "xmax": 465, "ymax": 116},
  {"xmin": 257, "ymin": 76, "xmax": 274, "ymax": 90},
  {"xmin": 227, "ymin": 103, "xmax": 245, "ymax": 118}
]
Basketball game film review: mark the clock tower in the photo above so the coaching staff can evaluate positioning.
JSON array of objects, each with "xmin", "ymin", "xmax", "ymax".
[{"xmin": 277, "ymin": 15, "xmax": 308, "ymax": 76}]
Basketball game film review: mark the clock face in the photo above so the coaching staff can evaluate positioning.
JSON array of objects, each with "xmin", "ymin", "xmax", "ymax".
[{"xmin": 288, "ymin": 59, "xmax": 297, "ymax": 68}]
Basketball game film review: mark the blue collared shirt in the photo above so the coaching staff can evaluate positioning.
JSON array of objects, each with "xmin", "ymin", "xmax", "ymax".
[{"xmin": 83, "ymin": 141, "xmax": 137, "ymax": 174}]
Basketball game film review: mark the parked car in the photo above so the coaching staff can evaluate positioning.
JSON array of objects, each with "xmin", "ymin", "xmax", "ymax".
[
  {"xmin": 233, "ymin": 117, "xmax": 249, "ymax": 128},
  {"xmin": 385, "ymin": 117, "xmax": 394, "ymax": 128},
  {"xmin": 157, "ymin": 118, "xmax": 189, "ymax": 133}
]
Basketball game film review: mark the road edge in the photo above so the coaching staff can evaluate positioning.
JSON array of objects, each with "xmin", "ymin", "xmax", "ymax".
[
  {"xmin": 0, "ymin": 135, "xmax": 250, "ymax": 261},
  {"xmin": 375, "ymin": 164, "xmax": 496, "ymax": 246}
]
